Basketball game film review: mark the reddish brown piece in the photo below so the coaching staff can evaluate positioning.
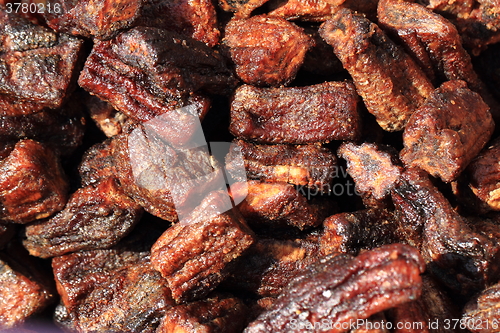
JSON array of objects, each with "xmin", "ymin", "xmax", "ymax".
[
  {"xmin": 320, "ymin": 208, "xmax": 398, "ymax": 256},
  {"xmin": 53, "ymin": 248, "xmax": 173, "ymax": 332},
  {"xmin": 0, "ymin": 247, "xmax": 55, "ymax": 329},
  {"xmin": 23, "ymin": 178, "xmax": 143, "ymax": 258},
  {"xmin": 463, "ymin": 281, "xmax": 500, "ymax": 333},
  {"xmin": 224, "ymin": 15, "xmax": 314, "ymax": 86},
  {"xmin": 78, "ymin": 140, "xmax": 116, "ymax": 187},
  {"xmin": 244, "ymin": 244, "xmax": 425, "ymax": 333},
  {"xmin": 136, "ymin": 0, "xmax": 220, "ymax": 47},
  {"xmin": 223, "ymin": 238, "xmax": 320, "ymax": 297},
  {"xmin": 217, "ymin": 0, "xmax": 270, "ymax": 18},
  {"xmin": 401, "ymin": 80, "xmax": 494, "ymax": 183},
  {"xmin": 466, "ymin": 138, "xmax": 500, "ymax": 212},
  {"xmin": 112, "ymin": 127, "xmax": 226, "ymax": 221},
  {"xmin": 0, "ymin": 140, "xmax": 68, "ymax": 224},
  {"xmin": 229, "ymin": 82, "xmax": 360, "ymax": 143},
  {"xmin": 151, "ymin": 191, "xmax": 254, "ymax": 303},
  {"xmin": 226, "ymin": 140, "xmax": 337, "ymax": 192},
  {"xmin": 0, "ymin": 103, "xmax": 86, "ymax": 158},
  {"xmin": 157, "ymin": 294, "xmax": 248, "ymax": 333},
  {"xmin": 232, "ymin": 180, "xmax": 324, "ymax": 231},
  {"xmin": 44, "ymin": 0, "xmax": 142, "ymax": 40},
  {"xmin": 338, "ymin": 142, "xmax": 402, "ymax": 203},
  {"xmin": 320, "ymin": 9, "xmax": 434, "ymax": 131},
  {"xmin": 0, "ymin": 11, "xmax": 83, "ymax": 113},
  {"xmin": 378, "ymin": 0, "xmax": 500, "ymax": 120},
  {"xmin": 268, "ymin": 0, "xmax": 339, "ymax": 22},
  {"xmin": 392, "ymin": 168, "xmax": 500, "ymax": 296},
  {"xmin": 79, "ymin": 27, "xmax": 233, "ymax": 122}
]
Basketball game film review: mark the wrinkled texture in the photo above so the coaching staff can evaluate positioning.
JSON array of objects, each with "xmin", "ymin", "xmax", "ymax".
[
  {"xmin": 0, "ymin": 140, "xmax": 68, "ymax": 224},
  {"xmin": 401, "ymin": 80, "xmax": 494, "ymax": 182},
  {"xmin": 466, "ymin": 138, "xmax": 500, "ymax": 212},
  {"xmin": 78, "ymin": 27, "xmax": 233, "ymax": 122},
  {"xmin": 151, "ymin": 191, "xmax": 254, "ymax": 303},
  {"xmin": 232, "ymin": 180, "xmax": 324, "ymax": 230},
  {"xmin": 226, "ymin": 140, "xmax": 337, "ymax": 192},
  {"xmin": 392, "ymin": 168, "xmax": 500, "ymax": 296},
  {"xmin": 230, "ymin": 82, "xmax": 360, "ymax": 143},
  {"xmin": 44, "ymin": 0, "xmax": 142, "ymax": 40},
  {"xmin": 23, "ymin": 177, "xmax": 143, "ymax": 258},
  {"xmin": 0, "ymin": 10, "xmax": 83, "ymax": 113},
  {"xmin": 320, "ymin": 9, "xmax": 434, "ymax": 131},
  {"xmin": 463, "ymin": 280, "xmax": 500, "ymax": 333},
  {"xmin": 244, "ymin": 244, "xmax": 425, "ymax": 333},
  {"xmin": 135, "ymin": 0, "xmax": 220, "ymax": 47},
  {"xmin": 79, "ymin": 139, "xmax": 117, "ymax": 187},
  {"xmin": 224, "ymin": 15, "xmax": 314, "ymax": 86},
  {"xmin": 157, "ymin": 294, "xmax": 248, "ymax": 333},
  {"xmin": 53, "ymin": 248, "xmax": 173, "ymax": 332},
  {"xmin": 223, "ymin": 238, "xmax": 320, "ymax": 297}
]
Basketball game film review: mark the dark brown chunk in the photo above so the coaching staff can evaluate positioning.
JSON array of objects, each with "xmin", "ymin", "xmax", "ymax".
[
  {"xmin": 151, "ymin": 191, "xmax": 254, "ymax": 303},
  {"xmin": 0, "ymin": 245, "xmax": 55, "ymax": 329},
  {"xmin": 378, "ymin": 0, "xmax": 500, "ymax": 120},
  {"xmin": 0, "ymin": 140, "xmax": 68, "ymax": 224},
  {"xmin": 226, "ymin": 140, "xmax": 337, "ymax": 192},
  {"xmin": 157, "ymin": 294, "xmax": 248, "ymax": 333},
  {"xmin": 401, "ymin": 80, "xmax": 494, "ymax": 183},
  {"xmin": 0, "ymin": 10, "xmax": 83, "ymax": 112},
  {"xmin": 338, "ymin": 142, "xmax": 402, "ymax": 205},
  {"xmin": 223, "ymin": 238, "xmax": 320, "ymax": 297},
  {"xmin": 392, "ymin": 168, "xmax": 500, "ymax": 296},
  {"xmin": 244, "ymin": 244, "xmax": 425, "ymax": 333},
  {"xmin": 232, "ymin": 180, "xmax": 324, "ymax": 230},
  {"xmin": 465, "ymin": 138, "xmax": 500, "ymax": 212},
  {"xmin": 319, "ymin": 9, "xmax": 434, "ymax": 131},
  {"xmin": 23, "ymin": 177, "xmax": 143, "ymax": 258},
  {"xmin": 53, "ymin": 248, "xmax": 173, "ymax": 332},
  {"xmin": 320, "ymin": 208, "xmax": 398, "ymax": 256},
  {"xmin": 44, "ymin": 0, "xmax": 142, "ymax": 40},
  {"xmin": 224, "ymin": 15, "xmax": 314, "ymax": 86},
  {"xmin": 79, "ymin": 139, "xmax": 117, "ymax": 187},
  {"xmin": 463, "ymin": 281, "xmax": 500, "ymax": 333},
  {"xmin": 0, "ymin": 103, "xmax": 86, "ymax": 158},
  {"xmin": 135, "ymin": 0, "xmax": 220, "ymax": 47},
  {"xmin": 268, "ymin": 0, "xmax": 339, "ymax": 22},
  {"xmin": 78, "ymin": 27, "xmax": 234, "ymax": 122},
  {"xmin": 229, "ymin": 82, "xmax": 360, "ymax": 143}
]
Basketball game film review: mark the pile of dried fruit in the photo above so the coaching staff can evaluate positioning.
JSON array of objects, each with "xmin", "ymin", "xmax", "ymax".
[{"xmin": 1, "ymin": 0, "xmax": 500, "ymax": 331}]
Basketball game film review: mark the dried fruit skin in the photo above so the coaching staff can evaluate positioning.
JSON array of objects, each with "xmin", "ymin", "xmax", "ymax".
[
  {"xmin": 466, "ymin": 138, "xmax": 500, "ymax": 212},
  {"xmin": 223, "ymin": 238, "xmax": 320, "ymax": 297},
  {"xmin": 226, "ymin": 140, "xmax": 337, "ymax": 193},
  {"xmin": 268, "ymin": 0, "xmax": 339, "ymax": 22},
  {"xmin": 224, "ymin": 15, "xmax": 314, "ymax": 86},
  {"xmin": 229, "ymin": 82, "xmax": 360, "ymax": 143},
  {"xmin": 157, "ymin": 294, "xmax": 248, "ymax": 333},
  {"xmin": 378, "ymin": 0, "xmax": 500, "ymax": 120},
  {"xmin": 463, "ymin": 281, "xmax": 500, "ymax": 333},
  {"xmin": 392, "ymin": 168, "xmax": 500, "ymax": 296},
  {"xmin": 233, "ymin": 180, "xmax": 324, "ymax": 230},
  {"xmin": 78, "ymin": 27, "xmax": 233, "ymax": 122},
  {"xmin": 0, "ymin": 140, "xmax": 68, "ymax": 224},
  {"xmin": 53, "ymin": 248, "xmax": 173, "ymax": 333},
  {"xmin": 79, "ymin": 140, "xmax": 117, "ymax": 187},
  {"xmin": 401, "ymin": 80, "xmax": 494, "ymax": 183},
  {"xmin": 0, "ymin": 10, "xmax": 83, "ymax": 112},
  {"xmin": 244, "ymin": 243, "xmax": 425, "ymax": 333},
  {"xmin": 151, "ymin": 191, "xmax": 255, "ymax": 303},
  {"xmin": 23, "ymin": 177, "xmax": 143, "ymax": 258},
  {"xmin": 136, "ymin": 0, "xmax": 220, "ymax": 47},
  {"xmin": 44, "ymin": 0, "xmax": 142, "ymax": 40},
  {"xmin": 320, "ymin": 8, "xmax": 434, "ymax": 131}
]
